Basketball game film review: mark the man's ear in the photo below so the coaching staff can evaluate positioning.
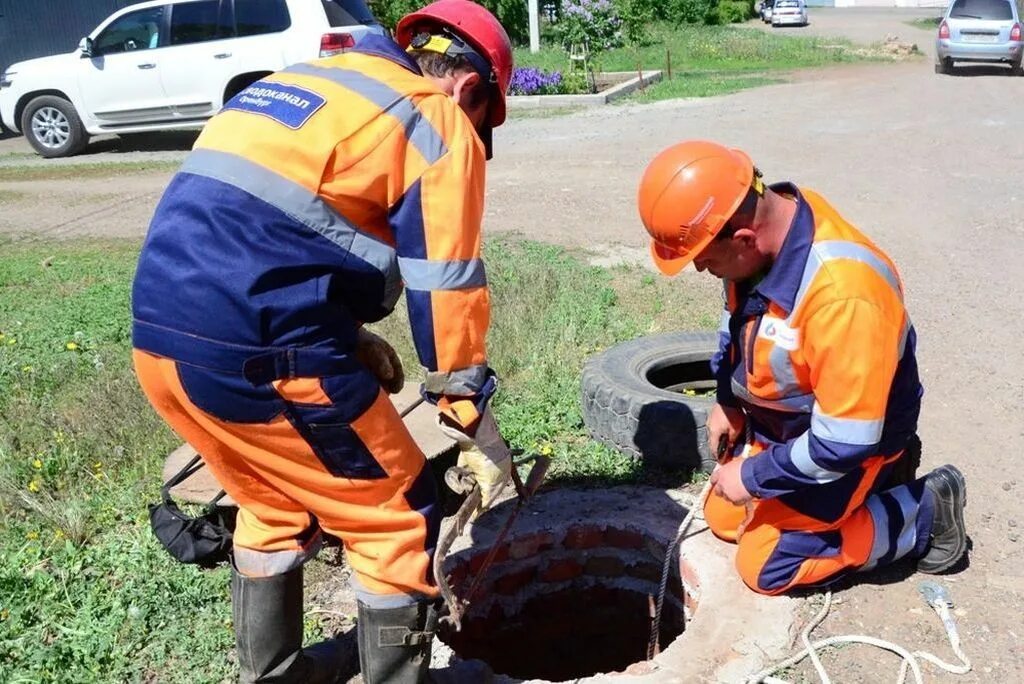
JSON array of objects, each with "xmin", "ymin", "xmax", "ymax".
[
  {"xmin": 452, "ymin": 71, "xmax": 481, "ymax": 106},
  {"xmin": 733, "ymin": 227, "xmax": 759, "ymax": 248}
]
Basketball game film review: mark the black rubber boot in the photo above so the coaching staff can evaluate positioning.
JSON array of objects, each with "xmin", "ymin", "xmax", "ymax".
[
  {"xmin": 357, "ymin": 600, "xmax": 436, "ymax": 684},
  {"xmin": 232, "ymin": 567, "xmax": 344, "ymax": 684},
  {"xmin": 917, "ymin": 465, "xmax": 968, "ymax": 574}
]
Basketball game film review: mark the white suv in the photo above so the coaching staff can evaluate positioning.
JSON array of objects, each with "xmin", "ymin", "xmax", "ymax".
[{"xmin": 0, "ymin": 0, "xmax": 385, "ymax": 158}]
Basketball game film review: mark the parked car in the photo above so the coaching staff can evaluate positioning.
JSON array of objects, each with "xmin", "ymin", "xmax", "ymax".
[
  {"xmin": 759, "ymin": 0, "xmax": 776, "ymax": 23},
  {"xmin": 771, "ymin": 0, "xmax": 809, "ymax": 28},
  {"xmin": 935, "ymin": 0, "xmax": 1023, "ymax": 74},
  {"xmin": 0, "ymin": 0, "xmax": 385, "ymax": 158}
]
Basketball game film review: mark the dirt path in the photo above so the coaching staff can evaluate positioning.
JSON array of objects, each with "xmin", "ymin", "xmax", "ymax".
[{"xmin": 1, "ymin": 9, "xmax": 1021, "ymax": 680}]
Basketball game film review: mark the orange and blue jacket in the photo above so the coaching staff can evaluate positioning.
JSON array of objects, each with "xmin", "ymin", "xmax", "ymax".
[
  {"xmin": 711, "ymin": 184, "xmax": 923, "ymax": 500},
  {"xmin": 131, "ymin": 36, "xmax": 495, "ymax": 424}
]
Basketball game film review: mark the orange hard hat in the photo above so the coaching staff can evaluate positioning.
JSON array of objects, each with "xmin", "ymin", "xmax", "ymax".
[
  {"xmin": 637, "ymin": 140, "xmax": 761, "ymax": 276},
  {"xmin": 396, "ymin": 0, "xmax": 514, "ymax": 129}
]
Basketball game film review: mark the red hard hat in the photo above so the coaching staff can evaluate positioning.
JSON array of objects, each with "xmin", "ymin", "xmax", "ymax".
[
  {"xmin": 396, "ymin": 0, "xmax": 514, "ymax": 128},
  {"xmin": 638, "ymin": 140, "xmax": 759, "ymax": 276}
]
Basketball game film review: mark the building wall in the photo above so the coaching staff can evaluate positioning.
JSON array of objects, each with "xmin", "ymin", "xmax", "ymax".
[{"xmin": 0, "ymin": 0, "xmax": 148, "ymax": 72}]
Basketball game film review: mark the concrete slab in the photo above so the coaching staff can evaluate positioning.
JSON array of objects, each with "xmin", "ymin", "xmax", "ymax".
[{"xmin": 162, "ymin": 386, "xmax": 457, "ymax": 505}]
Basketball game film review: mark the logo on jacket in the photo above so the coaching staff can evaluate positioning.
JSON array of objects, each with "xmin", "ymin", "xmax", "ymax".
[
  {"xmin": 758, "ymin": 316, "xmax": 800, "ymax": 351},
  {"xmin": 223, "ymin": 83, "xmax": 326, "ymax": 130}
]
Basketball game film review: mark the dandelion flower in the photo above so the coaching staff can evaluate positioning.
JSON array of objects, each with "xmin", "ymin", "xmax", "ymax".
[{"xmin": 66, "ymin": 342, "xmax": 79, "ymax": 351}]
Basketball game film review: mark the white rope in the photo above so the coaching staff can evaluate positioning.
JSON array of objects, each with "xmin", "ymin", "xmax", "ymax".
[{"xmin": 747, "ymin": 584, "xmax": 972, "ymax": 684}]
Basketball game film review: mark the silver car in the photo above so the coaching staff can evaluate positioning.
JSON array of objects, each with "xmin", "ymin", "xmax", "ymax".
[
  {"xmin": 772, "ymin": 0, "xmax": 809, "ymax": 28},
  {"xmin": 935, "ymin": 0, "xmax": 1023, "ymax": 74}
]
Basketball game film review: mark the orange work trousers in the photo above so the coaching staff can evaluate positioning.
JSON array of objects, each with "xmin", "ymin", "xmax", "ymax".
[
  {"xmin": 134, "ymin": 349, "xmax": 439, "ymax": 607},
  {"xmin": 705, "ymin": 446, "xmax": 932, "ymax": 595}
]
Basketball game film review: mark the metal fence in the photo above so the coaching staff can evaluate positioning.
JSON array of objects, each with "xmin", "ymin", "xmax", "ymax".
[{"xmin": 0, "ymin": 0, "xmax": 147, "ymax": 73}]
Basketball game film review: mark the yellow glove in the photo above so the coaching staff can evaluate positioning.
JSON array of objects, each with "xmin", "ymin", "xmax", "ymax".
[
  {"xmin": 355, "ymin": 329, "xmax": 404, "ymax": 394},
  {"xmin": 437, "ymin": 406, "xmax": 512, "ymax": 513}
]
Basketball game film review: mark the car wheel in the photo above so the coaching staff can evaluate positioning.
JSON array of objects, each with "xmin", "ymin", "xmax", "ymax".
[
  {"xmin": 20, "ymin": 95, "xmax": 88, "ymax": 158},
  {"xmin": 935, "ymin": 57, "xmax": 954, "ymax": 75},
  {"xmin": 1011, "ymin": 59, "xmax": 1024, "ymax": 76},
  {"xmin": 580, "ymin": 331, "xmax": 720, "ymax": 473}
]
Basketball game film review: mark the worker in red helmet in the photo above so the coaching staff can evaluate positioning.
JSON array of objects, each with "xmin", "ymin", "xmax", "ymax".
[
  {"xmin": 130, "ymin": 1, "xmax": 514, "ymax": 682},
  {"xmin": 637, "ymin": 140, "xmax": 968, "ymax": 596}
]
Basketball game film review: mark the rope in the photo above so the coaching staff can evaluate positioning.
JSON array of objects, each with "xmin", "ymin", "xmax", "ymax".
[
  {"xmin": 645, "ymin": 477, "xmax": 714, "ymax": 660},
  {"xmin": 747, "ymin": 584, "xmax": 972, "ymax": 684}
]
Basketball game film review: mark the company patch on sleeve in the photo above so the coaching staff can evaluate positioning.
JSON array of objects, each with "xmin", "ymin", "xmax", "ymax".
[{"xmin": 223, "ymin": 82, "xmax": 326, "ymax": 129}]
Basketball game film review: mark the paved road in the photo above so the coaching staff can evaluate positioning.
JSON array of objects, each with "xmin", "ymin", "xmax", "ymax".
[{"xmin": 1, "ymin": 9, "xmax": 1021, "ymax": 680}]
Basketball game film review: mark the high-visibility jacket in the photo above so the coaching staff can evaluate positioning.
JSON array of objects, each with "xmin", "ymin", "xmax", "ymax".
[
  {"xmin": 131, "ymin": 35, "xmax": 494, "ymax": 422},
  {"xmin": 712, "ymin": 184, "xmax": 923, "ymax": 499}
]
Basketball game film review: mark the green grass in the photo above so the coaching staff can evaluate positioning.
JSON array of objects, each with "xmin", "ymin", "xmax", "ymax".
[
  {"xmin": 0, "ymin": 189, "xmax": 28, "ymax": 203},
  {"xmin": 906, "ymin": 17, "xmax": 942, "ymax": 30},
  {"xmin": 0, "ymin": 237, "xmax": 717, "ymax": 680},
  {"xmin": 515, "ymin": 22, "xmax": 878, "ymax": 103},
  {"xmin": 0, "ymin": 160, "xmax": 180, "ymax": 183},
  {"xmin": 628, "ymin": 72, "xmax": 782, "ymax": 102},
  {"xmin": 507, "ymin": 105, "xmax": 586, "ymax": 119}
]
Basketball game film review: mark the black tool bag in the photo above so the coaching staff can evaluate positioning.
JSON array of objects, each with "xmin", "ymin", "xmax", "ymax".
[{"xmin": 149, "ymin": 453, "xmax": 235, "ymax": 568}]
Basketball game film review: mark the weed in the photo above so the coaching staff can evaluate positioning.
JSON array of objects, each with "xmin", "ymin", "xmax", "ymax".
[
  {"xmin": 0, "ymin": 160, "xmax": 180, "ymax": 183},
  {"xmin": 906, "ymin": 17, "xmax": 942, "ymax": 31},
  {"xmin": 0, "ymin": 189, "xmax": 28, "ymax": 203}
]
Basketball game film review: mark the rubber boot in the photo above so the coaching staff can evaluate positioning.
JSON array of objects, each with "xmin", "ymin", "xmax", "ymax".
[
  {"xmin": 232, "ymin": 566, "xmax": 345, "ymax": 684},
  {"xmin": 357, "ymin": 600, "xmax": 437, "ymax": 684},
  {"xmin": 917, "ymin": 465, "xmax": 968, "ymax": 574}
]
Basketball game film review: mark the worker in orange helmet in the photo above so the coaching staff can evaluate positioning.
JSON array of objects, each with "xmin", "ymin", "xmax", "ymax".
[
  {"xmin": 130, "ymin": 1, "xmax": 514, "ymax": 681},
  {"xmin": 637, "ymin": 140, "xmax": 967, "ymax": 595}
]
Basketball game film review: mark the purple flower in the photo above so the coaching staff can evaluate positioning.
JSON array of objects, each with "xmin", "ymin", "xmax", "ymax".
[{"xmin": 510, "ymin": 67, "xmax": 565, "ymax": 95}]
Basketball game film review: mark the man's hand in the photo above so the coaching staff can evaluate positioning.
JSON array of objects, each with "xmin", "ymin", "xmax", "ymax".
[
  {"xmin": 437, "ymin": 406, "xmax": 513, "ymax": 514},
  {"xmin": 709, "ymin": 457, "xmax": 753, "ymax": 506},
  {"xmin": 355, "ymin": 329, "xmax": 404, "ymax": 394},
  {"xmin": 708, "ymin": 403, "xmax": 745, "ymax": 458}
]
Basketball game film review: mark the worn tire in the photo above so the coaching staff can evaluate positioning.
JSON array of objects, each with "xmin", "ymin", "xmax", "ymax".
[
  {"xmin": 20, "ymin": 95, "xmax": 88, "ymax": 158},
  {"xmin": 581, "ymin": 331, "xmax": 720, "ymax": 473}
]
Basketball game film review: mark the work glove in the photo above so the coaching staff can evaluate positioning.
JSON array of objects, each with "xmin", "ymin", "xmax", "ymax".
[
  {"xmin": 437, "ymin": 406, "xmax": 513, "ymax": 514},
  {"xmin": 355, "ymin": 328, "xmax": 404, "ymax": 395}
]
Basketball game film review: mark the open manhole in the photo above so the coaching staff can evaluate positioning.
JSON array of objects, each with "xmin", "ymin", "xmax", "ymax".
[{"xmin": 436, "ymin": 488, "xmax": 699, "ymax": 682}]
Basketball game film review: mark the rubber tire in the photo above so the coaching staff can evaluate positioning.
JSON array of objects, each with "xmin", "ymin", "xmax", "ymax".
[
  {"xmin": 935, "ymin": 58, "xmax": 954, "ymax": 75},
  {"xmin": 581, "ymin": 331, "xmax": 719, "ymax": 473},
  {"xmin": 20, "ymin": 95, "xmax": 88, "ymax": 158}
]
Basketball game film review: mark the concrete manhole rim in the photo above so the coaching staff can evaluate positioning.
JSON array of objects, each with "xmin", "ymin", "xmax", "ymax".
[{"xmin": 434, "ymin": 486, "xmax": 711, "ymax": 683}]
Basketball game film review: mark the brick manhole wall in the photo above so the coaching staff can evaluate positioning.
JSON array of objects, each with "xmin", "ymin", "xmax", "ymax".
[{"xmin": 438, "ymin": 523, "xmax": 699, "ymax": 682}]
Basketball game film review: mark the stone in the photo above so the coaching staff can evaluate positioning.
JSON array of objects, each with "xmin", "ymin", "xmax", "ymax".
[
  {"xmin": 540, "ymin": 558, "xmax": 584, "ymax": 583},
  {"xmin": 493, "ymin": 566, "xmax": 537, "ymax": 595},
  {"xmin": 564, "ymin": 524, "xmax": 604, "ymax": 550},
  {"xmin": 605, "ymin": 527, "xmax": 645, "ymax": 550}
]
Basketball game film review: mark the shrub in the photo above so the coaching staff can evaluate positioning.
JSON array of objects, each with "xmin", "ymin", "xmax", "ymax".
[
  {"xmin": 368, "ymin": 0, "xmax": 531, "ymax": 45},
  {"xmin": 613, "ymin": 0, "xmax": 656, "ymax": 45},
  {"xmin": 666, "ymin": 0, "xmax": 721, "ymax": 25},
  {"xmin": 718, "ymin": 0, "xmax": 751, "ymax": 23},
  {"xmin": 554, "ymin": 0, "xmax": 625, "ymax": 53}
]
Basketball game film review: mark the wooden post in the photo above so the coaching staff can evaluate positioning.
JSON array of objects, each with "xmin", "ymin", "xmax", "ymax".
[
  {"xmin": 637, "ymin": 61, "xmax": 645, "ymax": 91},
  {"xmin": 666, "ymin": 49, "xmax": 673, "ymax": 80}
]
